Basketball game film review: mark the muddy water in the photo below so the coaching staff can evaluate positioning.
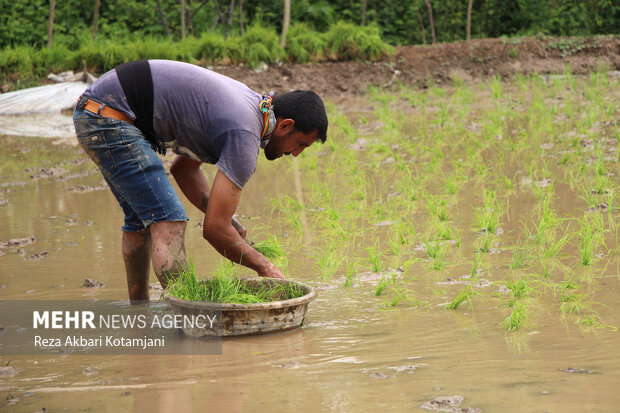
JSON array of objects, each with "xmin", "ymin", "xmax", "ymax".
[{"xmin": 1, "ymin": 98, "xmax": 619, "ymax": 412}]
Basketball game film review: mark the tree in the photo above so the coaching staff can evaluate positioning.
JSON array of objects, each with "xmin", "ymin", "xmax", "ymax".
[
  {"xmin": 181, "ymin": 0, "xmax": 186, "ymax": 39},
  {"xmin": 92, "ymin": 0, "xmax": 100, "ymax": 41},
  {"xmin": 227, "ymin": 0, "xmax": 235, "ymax": 34},
  {"xmin": 361, "ymin": 0, "xmax": 367, "ymax": 26},
  {"xmin": 417, "ymin": 10, "xmax": 426, "ymax": 45},
  {"xmin": 424, "ymin": 0, "xmax": 436, "ymax": 44},
  {"xmin": 155, "ymin": 0, "xmax": 172, "ymax": 38},
  {"xmin": 466, "ymin": 0, "xmax": 473, "ymax": 41},
  {"xmin": 281, "ymin": 0, "xmax": 290, "ymax": 47},
  {"xmin": 239, "ymin": 0, "xmax": 244, "ymax": 33},
  {"xmin": 47, "ymin": 0, "xmax": 55, "ymax": 47}
]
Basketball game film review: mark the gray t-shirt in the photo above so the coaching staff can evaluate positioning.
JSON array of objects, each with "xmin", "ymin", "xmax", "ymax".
[{"xmin": 83, "ymin": 60, "xmax": 263, "ymax": 189}]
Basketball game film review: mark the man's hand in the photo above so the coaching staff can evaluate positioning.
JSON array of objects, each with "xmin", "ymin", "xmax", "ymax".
[
  {"xmin": 258, "ymin": 261, "xmax": 286, "ymax": 279},
  {"xmin": 231, "ymin": 217, "xmax": 247, "ymax": 239}
]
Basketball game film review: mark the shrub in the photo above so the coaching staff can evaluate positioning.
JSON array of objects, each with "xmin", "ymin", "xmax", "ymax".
[
  {"xmin": 285, "ymin": 23, "xmax": 326, "ymax": 63},
  {"xmin": 238, "ymin": 25, "xmax": 285, "ymax": 68},
  {"xmin": 131, "ymin": 37, "xmax": 179, "ymax": 61},
  {"xmin": 0, "ymin": 45, "xmax": 34, "ymax": 77},
  {"xmin": 325, "ymin": 21, "xmax": 394, "ymax": 61},
  {"xmin": 197, "ymin": 32, "xmax": 227, "ymax": 62},
  {"xmin": 73, "ymin": 40, "xmax": 138, "ymax": 73}
]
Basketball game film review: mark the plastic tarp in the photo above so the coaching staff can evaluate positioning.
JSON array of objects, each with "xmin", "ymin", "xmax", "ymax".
[{"xmin": 0, "ymin": 81, "xmax": 89, "ymax": 139}]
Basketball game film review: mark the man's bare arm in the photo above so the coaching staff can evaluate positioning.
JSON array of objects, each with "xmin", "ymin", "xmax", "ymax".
[
  {"xmin": 203, "ymin": 170, "xmax": 284, "ymax": 279},
  {"xmin": 170, "ymin": 155, "xmax": 211, "ymax": 212}
]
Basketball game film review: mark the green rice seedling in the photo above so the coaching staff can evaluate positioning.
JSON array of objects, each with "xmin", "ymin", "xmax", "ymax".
[
  {"xmin": 470, "ymin": 251, "xmax": 484, "ymax": 278},
  {"xmin": 607, "ymin": 189, "xmax": 616, "ymax": 212},
  {"xmin": 539, "ymin": 261, "xmax": 552, "ymax": 279},
  {"xmin": 424, "ymin": 241, "xmax": 442, "ymax": 259},
  {"xmin": 314, "ymin": 242, "xmax": 344, "ymax": 279},
  {"xmin": 591, "ymin": 174, "xmax": 612, "ymax": 195},
  {"xmin": 475, "ymin": 189, "xmax": 502, "ymax": 234},
  {"xmin": 384, "ymin": 290, "xmax": 405, "ymax": 308},
  {"xmin": 531, "ymin": 194, "xmax": 560, "ymax": 245},
  {"xmin": 579, "ymin": 214, "xmax": 605, "ymax": 266},
  {"xmin": 476, "ymin": 234, "xmax": 493, "ymax": 253},
  {"xmin": 542, "ymin": 232, "xmax": 571, "ymax": 259},
  {"xmin": 529, "ymin": 182, "xmax": 546, "ymax": 201},
  {"xmin": 577, "ymin": 314, "xmax": 617, "ymax": 331},
  {"xmin": 388, "ymin": 230, "xmax": 402, "ymax": 256},
  {"xmin": 382, "ymin": 285, "xmax": 419, "ymax": 308},
  {"xmin": 560, "ymin": 292, "xmax": 589, "ymax": 315},
  {"xmin": 367, "ymin": 240, "xmax": 384, "ymax": 272},
  {"xmin": 489, "ymin": 75, "xmax": 503, "ymax": 100},
  {"xmin": 344, "ymin": 259, "xmax": 358, "ymax": 287},
  {"xmin": 375, "ymin": 276, "xmax": 390, "ymax": 296},
  {"xmin": 504, "ymin": 301, "xmax": 527, "ymax": 331},
  {"xmin": 556, "ymin": 276, "xmax": 580, "ymax": 300},
  {"xmin": 445, "ymin": 286, "xmax": 479, "ymax": 310},
  {"xmin": 444, "ymin": 175, "xmax": 461, "ymax": 195},
  {"xmin": 432, "ymin": 247, "xmax": 446, "ymax": 271},
  {"xmin": 506, "ymin": 278, "xmax": 532, "ymax": 301},
  {"xmin": 252, "ymin": 235, "xmax": 284, "ymax": 261},
  {"xmin": 167, "ymin": 260, "xmax": 304, "ymax": 304},
  {"xmin": 252, "ymin": 234, "xmax": 287, "ymax": 272},
  {"xmin": 505, "ymin": 275, "xmax": 541, "ymax": 306},
  {"xmin": 510, "ymin": 243, "xmax": 530, "ymax": 269},
  {"xmin": 271, "ymin": 195, "xmax": 304, "ymax": 235},
  {"xmin": 579, "ymin": 184, "xmax": 599, "ymax": 208},
  {"xmin": 426, "ymin": 196, "xmax": 449, "ymax": 221},
  {"xmin": 166, "ymin": 258, "xmax": 205, "ymax": 300},
  {"xmin": 431, "ymin": 219, "xmax": 459, "ymax": 242}
]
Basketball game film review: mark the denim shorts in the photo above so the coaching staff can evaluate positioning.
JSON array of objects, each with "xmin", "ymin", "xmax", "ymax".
[{"xmin": 73, "ymin": 95, "xmax": 188, "ymax": 232}]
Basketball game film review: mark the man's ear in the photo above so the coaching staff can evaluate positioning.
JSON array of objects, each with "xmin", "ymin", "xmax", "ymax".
[{"xmin": 277, "ymin": 118, "xmax": 295, "ymax": 131}]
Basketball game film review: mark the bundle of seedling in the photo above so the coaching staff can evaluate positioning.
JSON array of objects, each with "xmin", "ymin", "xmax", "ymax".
[{"xmin": 166, "ymin": 237, "xmax": 304, "ymax": 304}]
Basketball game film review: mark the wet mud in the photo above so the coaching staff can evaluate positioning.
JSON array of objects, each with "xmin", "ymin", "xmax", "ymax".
[{"xmin": 421, "ymin": 395, "xmax": 481, "ymax": 413}]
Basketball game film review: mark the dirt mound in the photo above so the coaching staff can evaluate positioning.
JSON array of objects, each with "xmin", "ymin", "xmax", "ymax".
[{"xmin": 215, "ymin": 36, "xmax": 619, "ymax": 97}]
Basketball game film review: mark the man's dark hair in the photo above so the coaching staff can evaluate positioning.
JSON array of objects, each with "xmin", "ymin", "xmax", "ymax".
[{"xmin": 273, "ymin": 90, "xmax": 328, "ymax": 143}]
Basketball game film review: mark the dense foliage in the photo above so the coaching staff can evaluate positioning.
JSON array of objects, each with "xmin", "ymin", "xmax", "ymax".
[
  {"xmin": 0, "ymin": 0, "xmax": 617, "ymax": 48},
  {"xmin": 0, "ymin": 23, "xmax": 393, "ymax": 78}
]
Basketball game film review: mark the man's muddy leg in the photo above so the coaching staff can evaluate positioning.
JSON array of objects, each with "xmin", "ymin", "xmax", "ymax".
[
  {"xmin": 150, "ymin": 221, "xmax": 187, "ymax": 288},
  {"xmin": 122, "ymin": 230, "xmax": 152, "ymax": 302}
]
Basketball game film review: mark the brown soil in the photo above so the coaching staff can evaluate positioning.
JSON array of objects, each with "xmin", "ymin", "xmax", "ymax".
[{"xmin": 215, "ymin": 36, "xmax": 620, "ymax": 97}]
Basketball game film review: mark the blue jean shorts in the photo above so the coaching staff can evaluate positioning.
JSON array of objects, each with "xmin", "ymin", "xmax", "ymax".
[{"xmin": 73, "ymin": 95, "xmax": 188, "ymax": 232}]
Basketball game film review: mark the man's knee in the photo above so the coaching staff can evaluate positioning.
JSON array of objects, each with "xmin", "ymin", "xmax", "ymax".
[
  {"xmin": 121, "ymin": 230, "xmax": 151, "ymax": 261},
  {"xmin": 150, "ymin": 220, "xmax": 186, "ymax": 240}
]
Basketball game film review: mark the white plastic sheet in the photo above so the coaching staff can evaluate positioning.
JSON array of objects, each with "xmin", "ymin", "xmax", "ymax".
[
  {"xmin": 0, "ymin": 81, "xmax": 89, "ymax": 138},
  {"xmin": 0, "ymin": 81, "xmax": 89, "ymax": 115}
]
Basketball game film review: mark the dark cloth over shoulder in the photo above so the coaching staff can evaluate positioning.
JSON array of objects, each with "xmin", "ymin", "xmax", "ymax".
[{"xmin": 115, "ymin": 60, "xmax": 166, "ymax": 154}]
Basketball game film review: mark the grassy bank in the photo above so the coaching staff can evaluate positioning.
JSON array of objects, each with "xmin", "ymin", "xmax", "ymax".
[{"xmin": 0, "ymin": 22, "xmax": 393, "ymax": 87}]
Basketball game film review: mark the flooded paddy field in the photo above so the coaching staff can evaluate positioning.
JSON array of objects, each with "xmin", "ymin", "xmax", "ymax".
[{"xmin": 1, "ymin": 71, "xmax": 619, "ymax": 412}]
